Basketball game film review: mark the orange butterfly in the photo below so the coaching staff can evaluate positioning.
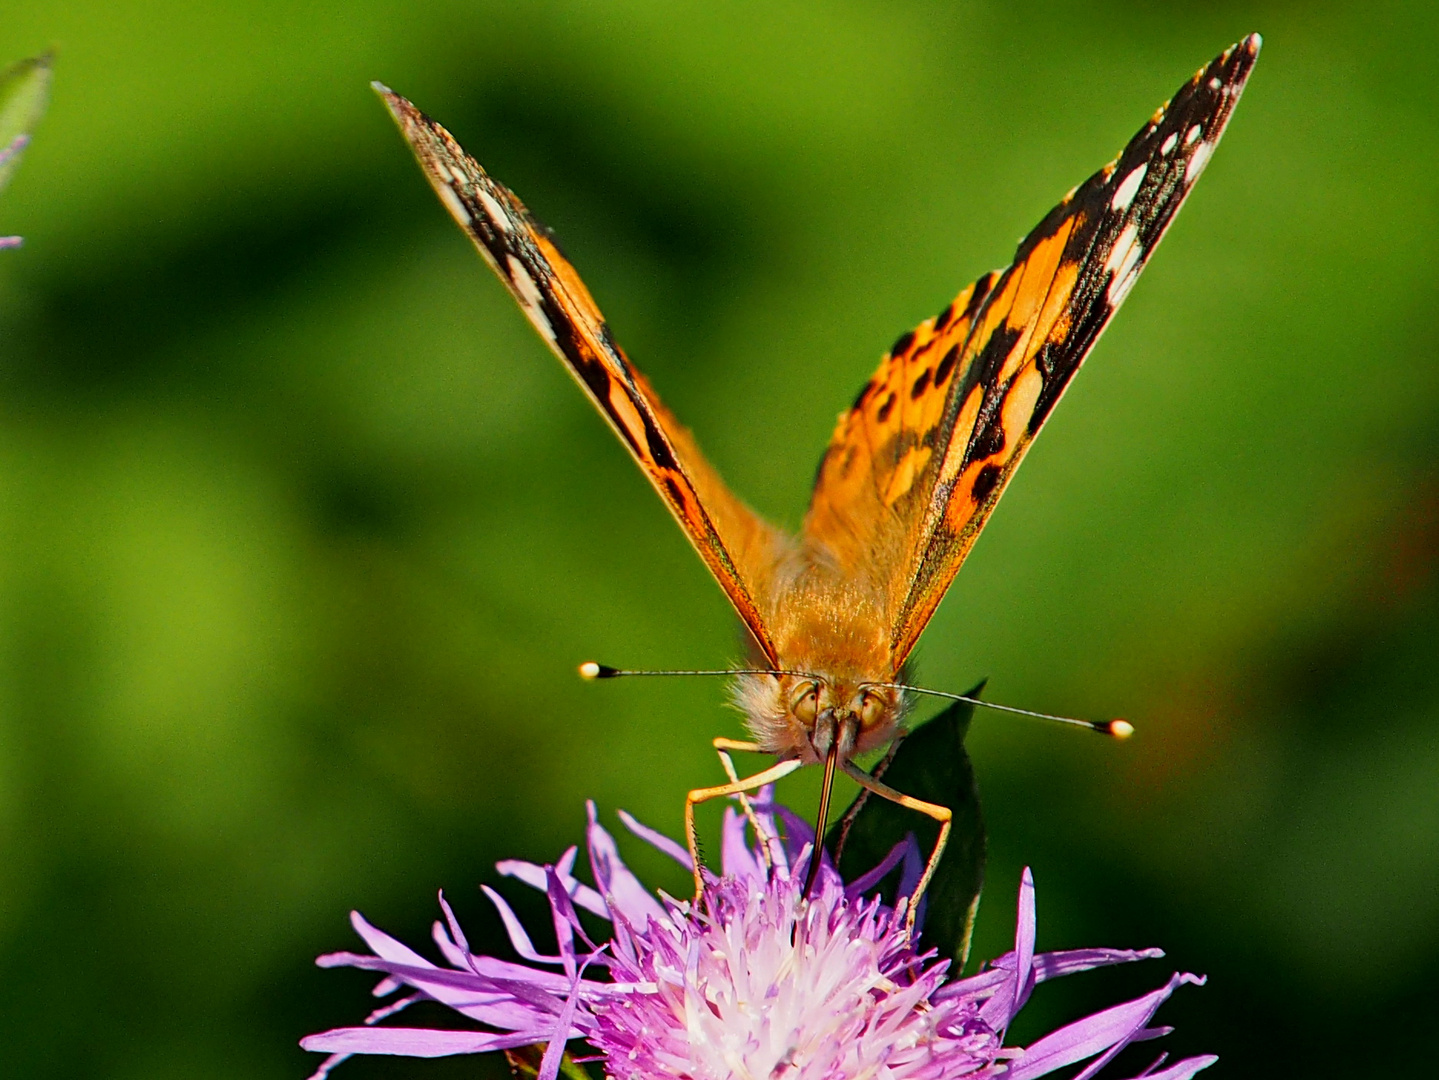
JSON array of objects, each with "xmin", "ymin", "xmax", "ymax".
[{"xmin": 378, "ymin": 34, "xmax": 1260, "ymax": 915}]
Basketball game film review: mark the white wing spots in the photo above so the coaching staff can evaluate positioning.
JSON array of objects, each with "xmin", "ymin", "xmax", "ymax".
[
  {"xmin": 1186, "ymin": 139, "xmax": 1216, "ymax": 182},
  {"xmin": 1110, "ymin": 163, "xmax": 1148, "ymax": 211},
  {"xmin": 1104, "ymin": 223, "xmax": 1143, "ymax": 305},
  {"xmin": 1161, "ymin": 131, "xmax": 1178, "ymax": 155},
  {"xmin": 1185, "ymin": 124, "xmax": 1203, "ymax": 146},
  {"xmin": 436, "ymin": 182, "xmax": 472, "ymax": 225},
  {"xmin": 447, "ymin": 164, "xmax": 468, "ymax": 185},
  {"xmin": 507, "ymin": 254, "xmax": 557, "ymax": 344},
  {"xmin": 1208, "ymin": 76, "xmax": 1222, "ymax": 90},
  {"xmin": 477, "ymin": 187, "xmax": 510, "ymax": 231},
  {"xmin": 1104, "ymin": 223, "xmax": 1139, "ymax": 274}
]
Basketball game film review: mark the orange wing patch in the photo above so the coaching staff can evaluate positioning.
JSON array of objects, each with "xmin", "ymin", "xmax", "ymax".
[
  {"xmin": 890, "ymin": 36, "xmax": 1260, "ymax": 665},
  {"xmin": 804, "ymin": 273, "xmax": 996, "ymax": 575},
  {"xmin": 804, "ymin": 36, "xmax": 1262, "ymax": 670},
  {"xmin": 376, "ymin": 85, "xmax": 787, "ymax": 664}
]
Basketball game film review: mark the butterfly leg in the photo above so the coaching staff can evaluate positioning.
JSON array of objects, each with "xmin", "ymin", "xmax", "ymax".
[
  {"xmin": 712, "ymin": 739, "xmax": 779, "ymax": 871},
  {"xmin": 686, "ymin": 758, "xmax": 804, "ymax": 903},
  {"xmin": 839, "ymin": 759, "xmax": 950, "ymax": 936}
]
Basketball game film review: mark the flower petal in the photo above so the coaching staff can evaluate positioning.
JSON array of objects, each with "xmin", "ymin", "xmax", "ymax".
[
  {"xmin": 844, "ymin": 836, "xmax": 916, "ymax": 900},
  {"xmin": 1124, "ymin": 1054, "xmax": 1219, "ymax": 1080},
  {"xmin": 498, "ymin": 853, "xmax": 610, "ymax": 919},
  {"xmin": 721, "ymin": 805, "xmax": 763, "ymax": 881},
  {"xmin": 586, "ymin": 802, "xmax": 664, "ymax": 926},
  {"xmin": 1005, "ymin": 972, "xmax": 1206, "ymax": 1080},
  {"xmin": 1013, "ymin": 867, "xmax": 1037, "ymax": 1016},
  {"xmin": 1033, "ymin": 947, "xmax": 1166, "ymax": 982},
  {"xmin": 301, "ymin": 1026, "xmax": 539, "ymax": 1057},
  {"xmin": 538, "ymin": 969, "xmax": 587, "ymax": 1080},
  {"xmin": 483, "ymin": 885, "xmax": 564, "ymax": 964},
  {"xmin": 348, "ymin": 911, "xmax": 436, "ymax": 972},
  {"xmin": 617, "ymin": 807, "xmax": 694, "ymax": 869}
]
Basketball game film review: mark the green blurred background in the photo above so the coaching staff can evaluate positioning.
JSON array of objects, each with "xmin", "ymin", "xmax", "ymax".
[{"xmin": 2, "ymin": 2, "xmax": 1436, "ymax": 1077}]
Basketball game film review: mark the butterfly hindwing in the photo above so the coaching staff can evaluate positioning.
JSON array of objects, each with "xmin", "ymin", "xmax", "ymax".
[
  {"xmin": 377, "ymin": 86, "xmax": 785, "ymax": 663},
  {"xmin": 805, "ymin": 36, "xmax": 1261, "ymax": 668}
]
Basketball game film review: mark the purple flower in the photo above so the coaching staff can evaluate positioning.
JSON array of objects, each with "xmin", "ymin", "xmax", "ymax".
[{"xmin": 302, "ymin": 793, "xmax": 1215, "ymax": 1080}]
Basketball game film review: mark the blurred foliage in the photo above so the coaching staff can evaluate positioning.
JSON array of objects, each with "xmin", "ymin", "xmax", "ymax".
[
  {"xmin": 0, "ymin": 2, "xmax": 1436, "ymax": 1078},
  {"xmin": 0, "ymin": 52, "xmax": 50, "ymax": 193}
]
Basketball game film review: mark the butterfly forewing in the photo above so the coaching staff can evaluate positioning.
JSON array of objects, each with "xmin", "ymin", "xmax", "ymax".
[
  {"xmin": 804, "ymin": 36, "xmax": 1261, "ymax": 669},
  {"xmin": 377, "ymin": 87, "xmax": 786, "ymax": 664}
]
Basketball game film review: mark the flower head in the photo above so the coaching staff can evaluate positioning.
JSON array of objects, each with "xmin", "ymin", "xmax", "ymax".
[{"xmin": 303, "ymin": 792, "xmax": 1215, "ymax": 1080}]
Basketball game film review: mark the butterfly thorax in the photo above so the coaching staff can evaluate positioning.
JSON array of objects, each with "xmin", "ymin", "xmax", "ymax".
[{"xmin": 733, "ymin": 545, "xmax": 906, "ymax": 763}]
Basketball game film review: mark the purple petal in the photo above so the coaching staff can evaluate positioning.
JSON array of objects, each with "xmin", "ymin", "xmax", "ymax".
[
  {"xmin": 896, "ymin": 835, "xmax": 926, "ymax": 929},
  {"xmin": 498, "ymin": 854, "xmax": 608, "ymax": 919},
  {"xmin": 768, "ymin": 804, "xmax": 814, "ymax": 865},
  {"xmin": 304, "ymin": 1051, "xmax": 349, "ymax": 1080},
  {"xmin": 437, "ymin": 891, "xmax": 470, "ymax": 954},
  {"xmin": 1013, "ymin": 867, "xmax": 1037, "ymax": 1016},
  {"xmin": 538, "ymin": 970, "xmax": 586, "ymax": 1080},
  {"xmin": 586, "ymin": 803, "xmax": 663, "ymax": 926},
  {"xmin": 934, "ymin": 965, "xmax": 1009, "ymax": 1002},
  {"xmin": 617, "ymin": 808, "xmax": 693, "ymax": 869},
  {"xmin": 721, "ymin": 806, "xmax": 762, "ymax": 881},
  {"xmin": 1071, "ymin": 1022, "xmax": 1168, "ymax": 1080},
  {"xmin": 0, "ymin": 236, "xmax": 22, "ymax": 249},
  {"xmin": 895, "ymin": 831, "xmax": 923, "ymax": 898},
  {"xmin": 545, "ymin": 868, "xmax": 579, "ymax": 980},
  {"xmin": 432, "ymin": 919, "xmax": 468, "ymax": 969},
  {"xmin": 301, "ymin": 1026, "xmax": 539, "ymax": 1057},
  {"xmin": 845, "ymin": 836, "xmax": 916, "ymax": 899},
  {"xmin": 1124, "ymin": 1055, "xmax": 1219, "ymax": 1080},
  {"xmin": 364, "ymin": 992, "xmax": 424, "ymax": 1024},
  {"xmin": 748, "ymin": 785, "xmax": 789, "ymax": 873},
  {"xmin": 317, "ymin": 952, "xmax": 573, "ymax": 1030},
  {"xmin": 1033, "ymin": 947, "xmax": 1166, "ymax": 982},
  {"xmin": 482, "ymin": 885, "xmax": 563, "ymax": 964},
  {"xmin": 349, "ymin": 911, "xmax": 436, "ymax": 971},
  {"xmin": 1005, "ymin": 972, "xmax": 1206, "ymax": 1080}
]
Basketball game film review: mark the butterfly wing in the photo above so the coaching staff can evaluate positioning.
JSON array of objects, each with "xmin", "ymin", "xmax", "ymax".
[
  {"xmin": 377, "ymin": 86, "xmax": 786, "ymax": 664},
  {"xmin": 805, "ymin": 35, "xmax": 1261, "ymax": 669}
]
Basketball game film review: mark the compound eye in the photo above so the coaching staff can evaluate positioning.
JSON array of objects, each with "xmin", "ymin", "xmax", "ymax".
[
  {"xmin": 792, "ymin": 683, "xmax": 819, "ymax": 725},
  {"xmin": 859, "ymin": 691, "xmax": 886, "ymax": 728}
]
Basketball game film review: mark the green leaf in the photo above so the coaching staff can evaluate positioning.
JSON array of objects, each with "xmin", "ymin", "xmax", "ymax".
[
  {"xmin": 829, "ymin": 688, "xmax": 987, "ymax": 969},
  {"xmin": 0, "ymin": 51, "xmax": 52, "ymax": 193}
]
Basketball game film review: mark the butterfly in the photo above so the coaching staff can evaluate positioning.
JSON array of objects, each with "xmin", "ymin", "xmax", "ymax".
[{"xmin": 377, "ymin": 33, "xmax": 1260, "ymax": 915}]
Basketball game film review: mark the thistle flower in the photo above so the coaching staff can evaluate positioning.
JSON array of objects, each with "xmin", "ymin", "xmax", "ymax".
[{"xmin": 302, "ymin": 793, "xmax": 1215, "ymax": 1080}]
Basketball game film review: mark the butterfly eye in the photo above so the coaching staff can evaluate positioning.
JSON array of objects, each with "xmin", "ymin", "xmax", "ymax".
[
  {"xmin": 792, "ymin": 684, "xmax": 820, "ymax": 725},
  {"xmin": 859, "ymin": 692, "xmax": 886, "ymax": 728}
]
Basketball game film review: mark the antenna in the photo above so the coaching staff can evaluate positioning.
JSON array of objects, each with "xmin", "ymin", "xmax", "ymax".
[
  {"xmin": 580, "ymin": 662, "xmax": 1134, "ymax": 738},
  {"xmin": 861, "ymin": 681, "xmax": 1133, "ymax": 739},
  {"xmin": 578, "ymin": 661, "xmax": 819, "ymax": 681}
]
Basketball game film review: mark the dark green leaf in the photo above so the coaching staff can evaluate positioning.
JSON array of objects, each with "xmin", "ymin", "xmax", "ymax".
[
  {"xmin": 829, "ymin": 688, "xmax": 987, "ymax": 969},
  {"xmin": 0, "ymin": 52, "xmax": 51, "ymax": 193}
]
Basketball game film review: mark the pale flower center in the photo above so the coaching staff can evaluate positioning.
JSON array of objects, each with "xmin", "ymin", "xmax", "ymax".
[{"xmin": 662, "ymin": 884, "xmax": 946, "ymax": 1080}]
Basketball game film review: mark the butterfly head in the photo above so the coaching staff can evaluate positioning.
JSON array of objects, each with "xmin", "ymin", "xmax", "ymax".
[{"xmin": 734, "ymin": 671, "xmax": 905, "ymax": 765}]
